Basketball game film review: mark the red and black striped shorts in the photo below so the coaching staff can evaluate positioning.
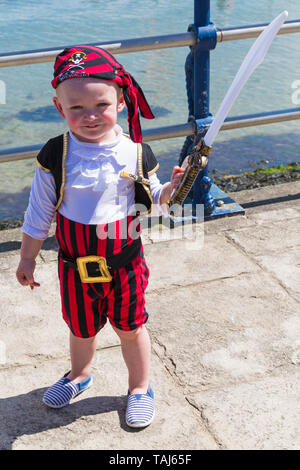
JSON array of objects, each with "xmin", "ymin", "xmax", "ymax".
[{"xmin": 55, "ymin": 212, "xmax": 149, "ymax": 338}]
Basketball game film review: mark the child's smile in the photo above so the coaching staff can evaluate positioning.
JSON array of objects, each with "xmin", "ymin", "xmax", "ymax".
[{"xmin": 53, "ymin": 77, "xmax": 125, "ymax": 144}]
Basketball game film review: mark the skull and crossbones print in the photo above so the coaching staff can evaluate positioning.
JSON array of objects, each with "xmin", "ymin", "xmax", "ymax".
[{"xmin": 68, "ymin": 52, "xmax": 87, "ymax": 69}]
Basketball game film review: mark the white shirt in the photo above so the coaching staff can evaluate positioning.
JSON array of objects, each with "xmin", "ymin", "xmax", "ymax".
[{"xmin": 22, "ymin": 126, "xmax": 165, "ymax": 240}]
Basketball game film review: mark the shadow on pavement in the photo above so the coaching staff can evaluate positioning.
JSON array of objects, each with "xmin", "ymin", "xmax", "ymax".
[{"xmin": 0, "ymin": 387, "xmax": 141, "ymax": 450}]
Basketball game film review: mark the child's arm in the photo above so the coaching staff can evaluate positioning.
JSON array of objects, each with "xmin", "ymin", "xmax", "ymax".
[
  {"xmin": 16, "ymin": 162, "xmax": 57, "ymax": 289},
  {"xmin": 16, "ymin": 233, "xmax": 43, "ymax": 290},
  {"xmin": 159, "ymin": 166, "xmax": 185, "ymax": 205}
]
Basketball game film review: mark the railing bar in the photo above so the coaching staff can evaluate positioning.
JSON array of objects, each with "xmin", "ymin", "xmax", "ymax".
[
  {"xmin": 221, "ymin": 111, "xmax": 300, "ymax": 130},
  {"xmin": 143, "ymin": 123, "xmax": 194, "ymax": 141},
  {"xmin": 217, "ymin": 20, "xmax": 300, "ymax": 42},
  {"xmin": 142, "ymin": 110, "xmax": 300, "ymax": 141},
  {"xmin": 0, "ymin": 20, "xmax": 300, "ymax": 68},
  {"xmin": 0, "ymin": 33, "xmax": 196, "ymax": 68},
  {"xmin": 1, "ymin": 109, "xmax": 300, "ymax": 163},
  {"xmin": 0, "ymin": 146, "xmax": 42, "ymax": 163}
]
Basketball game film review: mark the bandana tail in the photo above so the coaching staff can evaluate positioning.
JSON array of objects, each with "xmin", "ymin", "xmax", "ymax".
[
  {"xmin": 123, "ymin": 73, "xmax": 155, "ymax": 143},
  {"xmin": 129, "ymin": 73, "xmax": 155, "ymax": 119}
]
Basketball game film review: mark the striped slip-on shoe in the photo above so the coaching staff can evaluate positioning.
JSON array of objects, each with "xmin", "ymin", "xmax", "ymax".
[
  {"xmin": 43, "ymin": 371, "xmax": 93, "ymax": 409},
  {"xmin": 125, "ymin": 387, "xmax": 155, "ymax": 428}
]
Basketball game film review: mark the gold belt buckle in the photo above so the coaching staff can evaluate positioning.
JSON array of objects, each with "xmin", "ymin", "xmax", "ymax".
[{"xmin": 76, "ymin": 256, "xmax": 112, "ymax": 283}]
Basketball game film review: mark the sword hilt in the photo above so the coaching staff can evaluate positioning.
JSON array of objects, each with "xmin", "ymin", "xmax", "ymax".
[{"xmin": 168, "ymin": 139, "xmax": 212, "ymax": 209}]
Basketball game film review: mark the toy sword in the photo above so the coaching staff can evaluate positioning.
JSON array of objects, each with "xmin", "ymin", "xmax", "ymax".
[{"xmin": 169, "ymin": 10, "xmax": 288, "ymax": 208}]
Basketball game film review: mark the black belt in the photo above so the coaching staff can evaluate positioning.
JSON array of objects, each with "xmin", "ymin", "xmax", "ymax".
[{"xmin": 59, "ymin": 237, "xmax": 142, "ymax": 283}]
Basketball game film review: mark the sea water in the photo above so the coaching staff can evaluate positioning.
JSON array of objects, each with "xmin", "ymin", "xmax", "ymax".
[{"xmin": 0, "ymin": 0, "xmax": 299, "ymax": 219}]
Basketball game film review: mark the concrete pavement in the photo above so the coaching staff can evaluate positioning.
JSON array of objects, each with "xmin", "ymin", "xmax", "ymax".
[{"xmin": 0, "ymin": 180, "xmax": 300, "ymax": 450}]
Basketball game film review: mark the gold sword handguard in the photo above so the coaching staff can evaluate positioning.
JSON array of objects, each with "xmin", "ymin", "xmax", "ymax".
[{"xmin": 168, "ymin": 139, "xmax": 212, "ymax": 208}]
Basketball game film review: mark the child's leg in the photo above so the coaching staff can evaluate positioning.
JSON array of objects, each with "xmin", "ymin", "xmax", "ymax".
[
  {"xmin": 67, "ymin": 332, "xmax": 98, "ymax": 383},
  {"xmin": 112, "ymin": 324, "xmax": 151, "ymax": 395}
]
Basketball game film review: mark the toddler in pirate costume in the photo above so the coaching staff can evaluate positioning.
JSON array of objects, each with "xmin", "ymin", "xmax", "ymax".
[{"xmin": 16, "ymin": 46, "xmax": 184, "ymax": 428}]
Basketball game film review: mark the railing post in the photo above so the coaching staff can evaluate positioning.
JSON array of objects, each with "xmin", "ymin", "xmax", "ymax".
[
  {"xmin": 188, "ymin": 0, "xmax": 217, "ymax": 214},
  {"xmin": 193, "ymin": 0, "xmax": 211, "ymax": 118}
]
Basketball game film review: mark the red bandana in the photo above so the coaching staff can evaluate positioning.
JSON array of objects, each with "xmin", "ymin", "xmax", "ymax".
[{"xmin": 52, "ymin": 45, "xmax": 154, "ymax": 143}]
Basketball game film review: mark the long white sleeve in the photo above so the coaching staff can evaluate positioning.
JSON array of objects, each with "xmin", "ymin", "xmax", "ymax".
[
  {"xmin": 148, "ymin": 172, "xmax": 163, "ymax": 206},
  {"xmin": 21, "ymin": 167, "xmax": 57, "ymax": 240}
]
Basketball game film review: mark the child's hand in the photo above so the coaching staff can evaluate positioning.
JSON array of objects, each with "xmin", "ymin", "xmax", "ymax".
[
  {"xmin": 170, "ymin": 166, "xmax": 185, "ymax": 193},
  {"xmin": 16, "ymin": 259, "xmax": 40, "ymax": 290},
  {"xmin": 159, "ymin": 165, "xmax": 186, "ymax": 205}
]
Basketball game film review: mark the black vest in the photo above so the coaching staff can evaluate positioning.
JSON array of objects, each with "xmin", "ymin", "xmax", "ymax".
[{"xmin": 36, "ymin": 132, "xmax": 159, "ymax": 214}]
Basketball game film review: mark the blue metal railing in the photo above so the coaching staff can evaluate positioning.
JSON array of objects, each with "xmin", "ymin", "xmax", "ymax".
[
  {"xmin": 186, "ymin": 0, "xmax": 217, "ymax": 213},
  {"xmin": 180, "ymin": 1, "xmax": 299, "ymax": 216}
]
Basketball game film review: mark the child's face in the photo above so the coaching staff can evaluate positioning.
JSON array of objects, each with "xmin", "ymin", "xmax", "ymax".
[{"xmin": 53, "ymin": 77, "xmax": 125, "ymax": 144}]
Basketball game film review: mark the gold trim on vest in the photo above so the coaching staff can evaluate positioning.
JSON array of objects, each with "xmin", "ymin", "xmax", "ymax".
[
  {"xmin": 148, "ymin": 163, "xmax": 159, "ymax": 176},
  {"xmin": 35, "ymin": 158, "xmax": 51, "ymax": 173},
  {"xmin": 137, "ymin": 143, "xmax": 153, "ymax": 214},
  {"xmin": 55, "ymin": 131, "xmax": 68, "ymax": 211}
]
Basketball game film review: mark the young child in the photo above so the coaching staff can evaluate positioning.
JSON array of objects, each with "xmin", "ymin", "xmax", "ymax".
[{"xmin": 16, "ymin": 46, "xmax": 184, "ymax": 428}]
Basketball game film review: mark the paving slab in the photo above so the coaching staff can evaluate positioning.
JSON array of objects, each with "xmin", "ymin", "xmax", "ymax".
[
  {"xmin": 226, "ymin": 217, "xmax": 300, "ymax": 256},
  {"xmin": 255, "ymin": 248, "xmax": 300, "ymax": 302},
  {"xmin": 146, "ymin": 271, "xmax": 300, "ymax": 393},
  {"xmin": 0, "ymin": 349, "xmax": 217, "ymax": 450},
  {"xmin": 144, "ymin": 234, "xmax": 259, "ymax": 292},
  {"xmin": 190, "ymin": 367, "xmax": 300, "ymax": 450},
  {"xmin": 231, "ymin": 180, "xmax": 300, "ymax": 215},
  {"xmin": 246, "ymin": 206, "xmax": 300, "ymax": 226}
]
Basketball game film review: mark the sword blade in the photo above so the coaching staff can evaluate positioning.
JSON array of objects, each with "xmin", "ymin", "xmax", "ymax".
[{"xmin": 204, "ymin": 10, "xmax": 288, "ymax": 148}]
